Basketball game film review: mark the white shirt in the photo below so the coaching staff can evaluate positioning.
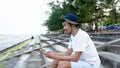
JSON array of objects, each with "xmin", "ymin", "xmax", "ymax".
[{"xmin": 68, "ymin": 29, "xmax": 100, "ymax": 68}]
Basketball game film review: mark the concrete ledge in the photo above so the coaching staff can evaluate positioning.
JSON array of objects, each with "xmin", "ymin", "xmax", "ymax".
[
  {"xmin": 51, "ymin": 45, "xmax": 67, "ymax": 52},
  {"xmin": 91, "ymin": 37, "xmax": 115, "ymax": 42},
  {"xmin": 106, "ymin": 45, "xmax": 120, "ymax": 54},
  {"xmin": 89, "ymin": 33, "xmax": 120, "ymax": 38},
  {"xmin": 107, "ymin": 39, "xmax": 120, "ymax": 45},
  {"xmin": 99, "ymin": 52, "xmax": 120, "ymax": 68}
]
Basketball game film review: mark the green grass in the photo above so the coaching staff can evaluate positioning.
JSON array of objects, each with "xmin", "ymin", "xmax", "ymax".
[
  {"xmin": 0, "ymin": 40, "xmax": 30, "ymax": 68},
  {"xmin": 0, "ymin": 40, "xmax": 29, "ymax": 61},
  {"xmin": 0, "ymin": 64, "xmax": 3, "ymax": 68}
]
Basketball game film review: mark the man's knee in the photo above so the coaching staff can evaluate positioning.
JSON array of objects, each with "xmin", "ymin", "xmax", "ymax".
[
  {"xmin": 50, "ymin": 60, "xmax": 59, "ymax": 68},
  {"xmin": 51, "ymin": 60, "xmax": 59, "ymax": 65},
  {"xmin": 58, "ymin": 61, "xmax": 70, "ymax": 68}
]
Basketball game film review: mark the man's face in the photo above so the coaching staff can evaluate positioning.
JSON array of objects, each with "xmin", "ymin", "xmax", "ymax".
[{"xmin": 62, "ymin": 21, "xmax": 71, "ymax": 34}]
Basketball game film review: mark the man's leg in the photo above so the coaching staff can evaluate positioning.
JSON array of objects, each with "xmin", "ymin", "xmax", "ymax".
[
  {"xmin": 50, "ymin": 60, "xmax": 59, "ymax": 68},
  {"xmin": 58, "ymin": 61, "xmax": 71, "ymax": 68},
  {"xmin": 71, "ymin": 60, "xmax": 93, "ymax": 68}
]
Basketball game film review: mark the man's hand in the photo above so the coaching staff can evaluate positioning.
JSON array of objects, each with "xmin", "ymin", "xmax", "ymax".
[{"xmin": 44, "ymin": 51, "xmax": 56, "ymax": 59}]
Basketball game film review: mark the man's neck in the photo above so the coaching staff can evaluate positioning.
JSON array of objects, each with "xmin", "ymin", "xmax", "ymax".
[{"xmin": 71, "ymin": 27, "xmax": 79, "ymax": 36}]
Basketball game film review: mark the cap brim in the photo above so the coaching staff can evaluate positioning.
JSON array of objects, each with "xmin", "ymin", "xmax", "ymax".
[{"xmin": 62, "ymin": 18, "xmax": 79, "ymax": 25}]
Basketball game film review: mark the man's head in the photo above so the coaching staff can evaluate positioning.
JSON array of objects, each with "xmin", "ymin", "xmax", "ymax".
[{"xmin": 61, "ymin": 13, "xmax": 79, "ymax": 34}]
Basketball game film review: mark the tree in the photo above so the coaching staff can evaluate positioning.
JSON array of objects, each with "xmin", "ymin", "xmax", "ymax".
[
  {"xmin": 99, "ymin": 0, "xmax": 120, "ymax": 26},
  {"xmin": 44, "ymin": 0, "xmax": 97, "ymax": 31},
  {"xmin": 109, "ymin": 0, "xmax": 120, "ymax": 24},
  {"xmin": 44, "ymin": 0, "xmax": 120, "ymax": 32},
  {"xmin": 44, "ymin": 1, "xmax": 64, "ymax": 31}
]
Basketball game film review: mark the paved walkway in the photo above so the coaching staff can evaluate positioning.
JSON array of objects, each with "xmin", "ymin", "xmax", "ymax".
[{"xmin": 1, "ymin": 34, "xmax": 120, "ymax": 68}]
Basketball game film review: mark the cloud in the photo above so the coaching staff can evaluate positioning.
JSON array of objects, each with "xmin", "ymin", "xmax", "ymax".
[{"xmin": 0, "ymin": 0, "xmax": 51, "ymax": 35}]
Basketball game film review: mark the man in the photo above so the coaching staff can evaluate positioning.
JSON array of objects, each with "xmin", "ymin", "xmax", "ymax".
[{"xmin": 44, "ymin": 13, "xmax": 101, "ymax": 68}]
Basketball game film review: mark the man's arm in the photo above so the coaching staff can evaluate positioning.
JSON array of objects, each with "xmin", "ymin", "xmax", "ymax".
[
  {"xmin": 44, "ymin": 50, "xmax": 82, "ymax": 62},
  {"xmin": 54, "ymin": 51, "xmax": 82, "ymax": 62}
]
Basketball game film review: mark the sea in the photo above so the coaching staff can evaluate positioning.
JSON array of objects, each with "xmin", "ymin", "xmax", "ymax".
[{"xmin": 0, "ymin": 34, "xmax": 31, "ymax": 52}]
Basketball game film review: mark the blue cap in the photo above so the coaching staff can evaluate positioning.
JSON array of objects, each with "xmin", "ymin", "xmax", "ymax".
[{"xmin": 62, "ymin": 13, "xmax": 79, "ymax": 24}]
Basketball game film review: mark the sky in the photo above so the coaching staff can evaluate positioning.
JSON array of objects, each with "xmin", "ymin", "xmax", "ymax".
[
  {"xmin": 0, "ymin": 0, "xmax": 119, "ymax": 35},
  {"xmin": 0, "ymin": 0, "xmax": 55, "ymax": 35}
]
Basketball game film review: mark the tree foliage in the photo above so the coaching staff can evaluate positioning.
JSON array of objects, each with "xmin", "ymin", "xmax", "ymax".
[
  {"xmin": 44, "ymin": 0, "xmax": 120, "ymax": 31},
  {"xmin": 44, "ymin": 1, "xmax": 63, "ymax": 31}
]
